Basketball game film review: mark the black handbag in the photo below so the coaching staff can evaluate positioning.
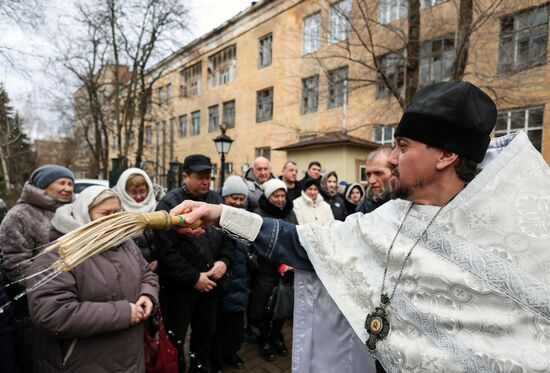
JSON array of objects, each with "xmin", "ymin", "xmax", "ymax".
[{"xmin": 266, "ymin": 279, "xmax": 294, "ymax": 320}]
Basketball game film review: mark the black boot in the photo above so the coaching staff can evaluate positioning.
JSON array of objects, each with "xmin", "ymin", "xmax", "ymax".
[
  {"xmin": 226, "ymin": 353, "xmax": 244, "ymax": 369},
  {"xmin": 259, "ymin": 340, "xmax": 276, "ymax": 362},
  {"xmin": 272, "ymin": 334, "xmax": 288, "ymax": 357}
]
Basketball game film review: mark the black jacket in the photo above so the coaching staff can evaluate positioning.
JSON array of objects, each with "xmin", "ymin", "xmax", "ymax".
[
  {"xmin": 248, "ymin": 196, "xmax": 297, "ymax": 322},
  {"xmin": 356, "ymin": 197, "xmax": 388, "ymax": 214},
  {"xmin": 154, "ymin": 187, "xmax": 234, "ymax": 289},
  {"xmin": 319, "ymin": 189, "xmax": 347, "ymax": 221},
  {"xmin": 218, "ymin": 241, "xmax": 250, "ymax": 313}
]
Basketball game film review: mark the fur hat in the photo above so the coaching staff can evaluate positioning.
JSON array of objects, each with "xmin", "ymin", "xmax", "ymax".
[{"xmin": 395, "ymin": 81, "xmax": 497, "ymax": 163}]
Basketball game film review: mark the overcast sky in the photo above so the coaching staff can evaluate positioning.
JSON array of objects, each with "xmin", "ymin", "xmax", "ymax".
[{"xmin": 0, "ymin": 0, "xmax": 253, "ymax": 138}]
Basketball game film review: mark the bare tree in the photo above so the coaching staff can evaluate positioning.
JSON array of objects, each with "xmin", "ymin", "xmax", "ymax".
[
  {"xmin": 304, "ymin": 0, "xmax": 507, "ymax": 136},
  {"xmin": 103, "ymin": 0, "xmax": 189, "ymax": 167}
]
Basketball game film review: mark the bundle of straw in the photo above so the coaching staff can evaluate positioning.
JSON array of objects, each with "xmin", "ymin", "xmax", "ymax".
[
  {"xmin": 44, "ymin": 210, "xmax": 201, "ymax": 272},
  {"xmin": 0, "ymin": 211, "xmax": 200, "ymax": 313}
]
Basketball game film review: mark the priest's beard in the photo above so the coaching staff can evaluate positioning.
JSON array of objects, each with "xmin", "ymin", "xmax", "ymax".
[{"xmin": 390, "ymin": 175, "xmax": 427, "ymax": 201}]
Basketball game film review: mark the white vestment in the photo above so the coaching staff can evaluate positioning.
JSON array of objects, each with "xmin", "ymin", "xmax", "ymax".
[{"xmin": 220, "ymin": 132, "xmax": 550, "ymax": 372}]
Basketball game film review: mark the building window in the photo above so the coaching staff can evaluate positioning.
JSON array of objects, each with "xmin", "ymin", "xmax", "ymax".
[
  {"xmin": 256, "ymin": 87, "xmax": 273, "ymax": 122},
  {"xmin": 421, "ymin": 0, "xmax": 447, "ymax": 8},
  {"xmin": 223, "ymin": 100, "xmax": 236, "ymax": 128},
  {"xmin": 374, "ymin": 125, "xmax": 397, "ymax": 145},
  {"xmin": 145, "ymin": 126, "xmax": 152, "ymax": 145},
  {"xmin": 258, "ymin": 33, "xmax": 272, "ymax": 68},
  {"xmin": 223, "ymin": 162, "xmax": 233, "ymax": 175},
  {"xmin": 376, "ymin": 52, "xmax": 405, "ymax": 99},
  {"xmin": 419, "ymin": 35, "xmax": 454, "ymax": 87},
  {"xmin": 180, "ymin": 62, "xmax": 201, "ymax": 97},
  {"xmin": 359, "ymin": 165, "xmax": 368, "ymax": 183},
  {"xmin": 112, "ymin": 134, "xmax": 118, "ymax": 150},
  {"xmin": 378, "ymin": 0, "xmax": 407, "ymax": 24},
  {"xmin": 329, "ymin": 0, "xmax": 352, "ymax": 44},
  {"xmin": 498, "ymin": 5, "xmax": 548, "ymax": 73},
  {"xmin": 191, "ymin": 111, "xmax": 200, "ymax": 135},
  {"xmin": 301, "ymin": 75, "xmax": 319, "ymax": 114},
  {"xmin": 129, "ymin": 131, "xmax": 135, "ymax": 146},
  {"xmin": 166, "ymin": 84, "xmax": 173, "ymax": 104},
  {"xmin": 157, "ymin": 86, "xmax": 164, "ymax": 107},
  {"xmin": 178, "ymin": 115, "xmax": 187, "ymax": 137},
  {"xmin": 328, "ymin": 66, "xmax": 348, "ymax": 108},
  {"xmin": 255, "ymin": 146, "xmax": 271, "ymax": 160},
  {"xmin": 208, "ymin": 44, "xmax": 237, "ymax": 88},
  {"xmin": 303, "ymin": 12, "xmax": 321, "ymax": 54},
  {"xmin": 208, "ymin": 105, "xmax": 219, "ymax": 132},
  {"xmin": 495, "ymin": 106, "xmax": 544, "ymax": 151}
]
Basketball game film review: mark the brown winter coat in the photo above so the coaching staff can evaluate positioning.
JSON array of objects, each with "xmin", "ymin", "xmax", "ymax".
[
  {"xmin": 0, "ymin": 182, "xmax": 62, "ymax": 285},
  {"xmin": 28, "ymin": 237, "xmax": 159, "ymax": 373}
]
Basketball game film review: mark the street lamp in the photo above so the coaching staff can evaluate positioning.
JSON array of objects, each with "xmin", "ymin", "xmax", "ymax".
[{"xmin": 213, "ymin": 124, "xmax": 234, "ymax": 187}]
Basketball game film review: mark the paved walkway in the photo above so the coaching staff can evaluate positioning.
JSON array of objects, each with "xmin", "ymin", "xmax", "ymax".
[{"xmin": 224, "ymin": 325, "xmax": 292, "ymax": 373}]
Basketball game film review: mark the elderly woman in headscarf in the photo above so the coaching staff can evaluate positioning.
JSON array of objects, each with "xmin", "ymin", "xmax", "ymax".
[
  {"xmin": 319, "ymin": 171, "xmax": 347, "ymax": 221},
  {"xmin": 114, "ymin": 168, "xmax": 158, "ymax": 270},
  {"xmin": 0, "ymin": 164, "xmax": 75, "ymax": 373},
  {"xmin": 27, "ymin": 186, "xmax": 159, "ymax": 373}
]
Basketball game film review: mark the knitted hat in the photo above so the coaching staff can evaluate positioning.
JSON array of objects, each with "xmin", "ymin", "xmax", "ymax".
[
  {"xmin": 394, "ymin": 81, "xmax": 497, "ymax": 163},
  {"xmin": 302, "ymin": 178, "xmax": 320, "ymax": 191},
  {"xmin": 222, "ymin": 175, "xmax": 248, "ymax": 197},
  {"xmin": 29, "ymin": 164, "xmax": 75, "ymax": 189},
  {"xmin": 263, "ymin": 179, "xmax": 287, "ymax": 199}
]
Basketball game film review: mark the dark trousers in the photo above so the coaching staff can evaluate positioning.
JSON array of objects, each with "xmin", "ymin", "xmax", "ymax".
[
  {"xmin": 0, "ymin": 290, "xmax": 19, "ymax": 373},
  {"xmin": 210, "ymin": 311, "xmax": 244, "ymax": 368},
  {"xmin": 160, "ymin": 286, "xmax": 219, "ymax": 373}
]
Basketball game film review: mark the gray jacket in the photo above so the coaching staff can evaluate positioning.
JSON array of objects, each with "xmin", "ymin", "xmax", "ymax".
[{"xmin": 0, "ymin": 182, "xmax": 62, "ymax": 285}]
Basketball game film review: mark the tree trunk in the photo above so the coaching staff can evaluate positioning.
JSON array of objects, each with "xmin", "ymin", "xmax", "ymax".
[
  {"xmin": 453, "ymin": 0, "xmax": 473, "ymax": 80},
  {"xmin": 405, "ymin": 0, "xmax": 421, "ymax": 107}
]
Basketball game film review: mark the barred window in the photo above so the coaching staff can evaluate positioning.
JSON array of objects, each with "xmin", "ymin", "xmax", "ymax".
[
  {"xmin": 145, "ymin": 126, "xmax": 152, "ymax": 145},
  {"xmin": 329, "ymin": 0, "xmax": 352, "ymax": 43},
  {"xmin": 258, "ymin": 33, "xmax": 272, "ymax": 68},
  {"xmin": 301, "ymin": 75, "xmax": 319, "ymax": 114},
  {"xmin": 208, "ymin": 105, "xmax": 219, "ymax": 132},
  {"xmin": 373, "ymin": 125, "xmax": 397, "ymax": 145},
  {"xmin": 328, "ymin": 66, "xmax": 348, "ymax": 108},
  {"xmin": 256, "ymin": 87, "xmax": 273, "ymax": 122},
  {"xmin": 419, "ymin": 35, "xmax": 454, "ymax": 87},
  {"xmin": 178, "ymin": 115, "xmax": 187, "ymax": 138},
  {"xmin": 376, "ymin": 52, "xmax": 405, "ymax": 99},
  {"xmin": 303, "ymin": 12, "xmax": 321, "ymax": 54},
  {"xmin": 498, "ymin": 5, "xmax": 548, "ymax": 73},
  {"xmin": 166, "ymin": 84, "xmax": 173, "ymax": 104},
  {"xmin": 223, "ymin": 100, "xmax": 236, "ymax": 128},
  {"xmin": 208, "ymin": 45, "xmax": 237, "ymax": 88},
  {"xmin": 255, "ymin": 147, "xmax": 271, "ymax": 160},
  {"xmin": 191, "ymin": 111, "xmax": 201, "ymax": 135},
  {"xmin": 378, "ymin": 0, "xmax": 407, "ymax": 24},
  {"xmin": 495, "ymin": 106, "xmax": 544, "ymax": 151},
  {"xmin": 180, "ymin": 62, "xmax": 201, "ymax": 97}
]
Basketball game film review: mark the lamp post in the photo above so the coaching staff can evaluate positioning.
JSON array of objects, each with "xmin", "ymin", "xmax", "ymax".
[{"xmin": 213, "ymin": 124, "xmax": 234, "ymax": 187}]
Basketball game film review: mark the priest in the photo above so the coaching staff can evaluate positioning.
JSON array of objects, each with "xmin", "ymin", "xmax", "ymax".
[{"xmin": 171, "ymin": 81, "xmax": 550, "ymax": 372}]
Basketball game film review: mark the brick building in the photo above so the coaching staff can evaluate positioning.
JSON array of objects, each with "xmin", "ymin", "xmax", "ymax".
[{"xmin": 84, "ymin": 0, "xmax": 550, "ymax": 186}]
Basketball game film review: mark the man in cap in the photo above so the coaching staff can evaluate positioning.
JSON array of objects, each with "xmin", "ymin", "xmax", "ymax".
[
  {"xmin": 154, "ymin": 154, "xmax": 234, "ymax": 373},
  {"xmin": 171, "ymin": 82, "xmax": 550, "ymax": 371}
]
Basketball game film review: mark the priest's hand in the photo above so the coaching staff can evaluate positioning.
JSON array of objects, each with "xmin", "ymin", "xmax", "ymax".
[{"xmin": 170, "ymin": 200, "xmax": 222, "ymax": 236}]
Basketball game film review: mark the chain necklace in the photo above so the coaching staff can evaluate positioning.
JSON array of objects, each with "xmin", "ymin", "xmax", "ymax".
[{"xmin": 365, "ymin": 202, "xmax": 444, "ymax": 353}]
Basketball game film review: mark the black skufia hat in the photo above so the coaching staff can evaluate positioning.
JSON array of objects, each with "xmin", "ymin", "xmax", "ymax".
[
  {"xmin": 183, "ymin": 154, "xmax": 212, "ymax": 172},
  {"xmin": 394, "ymin": 81, "xmax": 497, "ymax": 163}
]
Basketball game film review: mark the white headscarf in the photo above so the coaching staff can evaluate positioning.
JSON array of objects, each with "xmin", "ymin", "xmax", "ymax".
[
  {"xmin": 114, "ymin": 168, "xmax": 157, "ymax": 213},
  {"xmin": 52, "ymin": 185, "xmax": 113, "ymax": 234}
]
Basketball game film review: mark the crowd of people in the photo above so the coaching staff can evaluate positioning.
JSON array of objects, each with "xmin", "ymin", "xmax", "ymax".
[
  {"xmin": 1, "ymin": 80, "xmax": 548, "ymax": 373},
  {"xmin": 0, "ymin": 147, "xmax": 392, "ymax": 373}
]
